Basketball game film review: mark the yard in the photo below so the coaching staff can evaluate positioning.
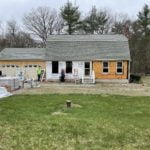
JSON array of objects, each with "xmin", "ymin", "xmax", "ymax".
[{"xmin": 0, "ymin": 94, "xmax": 150, "ymax": 150}]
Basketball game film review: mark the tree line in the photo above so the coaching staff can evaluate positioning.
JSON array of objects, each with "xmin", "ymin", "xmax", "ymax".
[{"xmin": 0, "ymin": 2, "xmax": 149, "ymax": 75}]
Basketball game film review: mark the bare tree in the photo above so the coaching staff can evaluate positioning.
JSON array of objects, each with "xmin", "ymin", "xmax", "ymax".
[
  {"xmin": 0, "ymin": 21, "xmax": 5, "ymax": 39},
  {"xmin": 55, "ymin": 14, "xmax": 65, "ymax": 34},
  {"xmin": 111, "ymin": 13, "xmax": 133, "ymax": 38},
  {"xmin": 7, "ymin": 19, "xmax": 19, "ymax": 37},
  {"xmin": 6, "ymin": 19, "xmax": 19, "ymax": 47},
  {"xmin": 23, "ymin": 7, "xmax": 57, "ymax": 46}
]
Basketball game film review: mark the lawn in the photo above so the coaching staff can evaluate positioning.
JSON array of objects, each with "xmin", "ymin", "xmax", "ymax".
[{"xmin": 0, "ymin": 94, "xmax": 150, "ymax": 150}]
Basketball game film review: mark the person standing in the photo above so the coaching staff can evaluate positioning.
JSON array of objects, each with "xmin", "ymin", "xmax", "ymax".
[{"xmin": 37, "ymin": 66, "xmax": 42, "ymax": 81}]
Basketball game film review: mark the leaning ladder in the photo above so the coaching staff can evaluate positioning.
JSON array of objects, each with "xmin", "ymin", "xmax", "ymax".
[{"xmin": 40, "ymin": 69, "xmax": 46, "ymax": 82}]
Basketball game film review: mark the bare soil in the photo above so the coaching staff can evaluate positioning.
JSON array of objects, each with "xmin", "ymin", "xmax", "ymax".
[{"xmin": 14, "ymin": 79, "xmax": 150, "ymax": 96}]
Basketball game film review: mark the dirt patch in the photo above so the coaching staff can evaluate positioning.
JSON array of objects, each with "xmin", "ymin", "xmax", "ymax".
[
  {"xmin": 51, "ymin": 111, "xmax": 67, "ymax": 116},
  {"xmin": 13, "ymin": 81, "xmax": 150, "ymax": 96}
]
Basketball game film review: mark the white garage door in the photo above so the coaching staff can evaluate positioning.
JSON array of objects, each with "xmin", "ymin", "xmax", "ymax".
[{"xmin": 0, "ymin": 64, "xmax": 41, "ymax": 80}]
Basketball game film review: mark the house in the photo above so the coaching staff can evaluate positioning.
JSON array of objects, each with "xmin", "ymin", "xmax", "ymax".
[{"xmin": 0, "ymin": 35, "xmax": 131, "ymax": 83}]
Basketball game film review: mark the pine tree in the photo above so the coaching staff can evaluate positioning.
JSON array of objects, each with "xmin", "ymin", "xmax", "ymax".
[
  {"xmin": 61, "ymin": 2, "xmax": 80, "ymax": 35},
  {"xmin": 81, "ymin": 6, "xmax": 109, "ymax": 34},
  {"xmin": 138, "ymin": 4, "xmax": 150, "ymax": 36},
  {"xmin": 82, "ymin": 6, "xmax": 98, "ymax": 34}
]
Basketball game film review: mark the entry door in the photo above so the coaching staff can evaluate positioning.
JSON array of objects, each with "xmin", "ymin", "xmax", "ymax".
[{"xmin": 84, "ymin": 62, "xmax": 90, "ymax": 76}]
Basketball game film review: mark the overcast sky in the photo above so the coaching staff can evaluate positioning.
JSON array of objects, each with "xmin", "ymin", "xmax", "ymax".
[{"xmin": 0, "ymin": 0, "xmax": 150, "ymax": 22}]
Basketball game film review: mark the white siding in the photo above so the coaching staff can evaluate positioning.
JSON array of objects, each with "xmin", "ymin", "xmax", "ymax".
[{"xmin": 46, "ymin": 61, "xmax": 86, "ymax": 80}]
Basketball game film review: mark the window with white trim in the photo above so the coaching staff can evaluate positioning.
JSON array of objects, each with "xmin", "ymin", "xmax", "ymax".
[
  {"xmin": 85, "ymin": 62, "xmax": 90, "ymax": 76},
  {"xmin": 103, "ymin": 61, "xmax": 109, "ymax": 73},
  {"xmin": 66, "ymin": 61, "xmax": 72, "ymax": 73},
  {"xmin": 117, "ymin": 61, "xmax": 123, "ymax": 74},
  {"xmin": 52, "ymin": 61, "xmax": 59, "ymax": 74}
]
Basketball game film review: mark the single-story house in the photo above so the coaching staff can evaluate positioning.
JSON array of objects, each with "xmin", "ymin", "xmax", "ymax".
[{"xmin": 0, "ymin": 35, "xmax": 131, "ymax": 83}]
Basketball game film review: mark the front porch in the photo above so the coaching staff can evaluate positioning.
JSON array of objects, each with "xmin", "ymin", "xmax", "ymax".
[{"xmin": 46, "ymin": 61, "xmax": 95, "ymax": 84}]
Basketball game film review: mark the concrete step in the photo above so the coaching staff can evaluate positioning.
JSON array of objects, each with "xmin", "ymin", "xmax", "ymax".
[{"xmin": 82, "ymin": 79, "xmax": 94, "ymax": 84}]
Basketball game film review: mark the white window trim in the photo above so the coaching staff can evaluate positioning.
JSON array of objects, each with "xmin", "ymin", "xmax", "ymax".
[
  {"xmin": 116, "ymin": 61, "xmax": 123, "ymax": 74},
  {"xmin": 52, "ymin": 61, "xmax": 59, "ymax": 74},
  {"xmin": 66, "ymin": 61, "xmax": 72, "ymax": 74},
  {"xmin": 102, "ymin": 61, "xmax": 109, "ymax": 74},
  {"xmin": 84, "ymin": 62, "xmax": 91, "ymax": 76}
]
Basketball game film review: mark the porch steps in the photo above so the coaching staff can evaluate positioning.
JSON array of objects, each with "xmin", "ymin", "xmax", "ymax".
[
  {"xmin": 82, "ymin": 71, "xmax": 95, "ymax": 84},
  {"xmin": 82, "ymin": 77, "xmax": 95, "ymax": 84}
]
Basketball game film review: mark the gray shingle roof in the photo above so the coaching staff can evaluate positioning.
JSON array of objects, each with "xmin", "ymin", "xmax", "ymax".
[
  {"xmin": 0, "ymin": 35, "xmax": 130, "ymax": 61},
  {"xmin": 46, "ymin": 35, "xmax": 130, "ymax": 61},
  {"xmin": 0, "ymin": 48, "xmax": 45, "ymax": 60},
  {"xmin": 47, "ymin": 34, "xmax": 128, "ymax": 42}
]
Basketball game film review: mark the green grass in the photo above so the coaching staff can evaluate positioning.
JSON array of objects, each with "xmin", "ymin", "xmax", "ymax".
[{"xmin": 0, "ymin": 94, "xmax": 150, "ymax": 150}]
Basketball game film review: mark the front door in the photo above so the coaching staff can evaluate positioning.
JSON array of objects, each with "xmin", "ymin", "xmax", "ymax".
[{"xmin": 84, "ymin": 62, "xmax": 90, "ymax": 76}]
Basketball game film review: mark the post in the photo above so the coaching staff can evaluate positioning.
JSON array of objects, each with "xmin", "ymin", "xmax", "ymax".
[
  {"xmin": 66, "ymin": 100, "xmax": 71, "ymax": 108},
  {"xmin": 30, "ymin": 79, "xmax": 33, "ymax": 88}
]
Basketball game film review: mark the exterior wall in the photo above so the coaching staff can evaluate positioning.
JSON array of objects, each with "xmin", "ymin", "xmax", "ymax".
[
  {"xmin": 0, "ymin": 60, "xmax": 46, "ymax": 79},
  {"xmin": 46, "ymin": 61, "xmax": 91, "ymax": 80},
  {"xmin": 93, "ymin": 60, "xmax": 129, "ymax": 79}
]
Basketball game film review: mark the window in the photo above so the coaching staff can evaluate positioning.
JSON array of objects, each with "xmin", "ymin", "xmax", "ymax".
[
  {"xmin": 85, "ymin": 62, "xmax": 90, "ymax": 76},
  {"xmin": 52, "ymin": 61, "xmax": 59, "ymax": 74},
  {"xmin": 66, "ymin": 61, "xmax": 72, "ymax": 73},
  {"xmin": 103, "ymin": 61, "xmax": 109, "ymax": 73},
  {"xmin": 117, "ymin": 61, "xmax": 123, "ymax": 74}
]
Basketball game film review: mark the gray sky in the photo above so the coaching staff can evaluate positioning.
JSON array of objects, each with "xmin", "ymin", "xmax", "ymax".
[{"xmin": 0, "ymin": 0, "xmax": 150, "ymax": 22}]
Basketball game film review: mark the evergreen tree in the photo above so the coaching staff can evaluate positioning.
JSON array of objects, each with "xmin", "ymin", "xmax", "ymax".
[
  {"xmin": 130, "ymin": 4, "xmax": 150, "ymax": 75},
  {"xmin": 81, "ymin": 6, "xmax": 109, "ymax": 34},
  {"xmin": 61, "ymin": 2, "xmax": 81, "ymax": 35},
  {"xmin": 83, "ymin": 6, "xmax": 98, "ymax": 34},
  {"xmin": 96, "ymin": 11, "xmax": 109, "ymax": 34},
  {"xmin": 138, "ymin": 4, "xmax": 150, "ymax": 37}
]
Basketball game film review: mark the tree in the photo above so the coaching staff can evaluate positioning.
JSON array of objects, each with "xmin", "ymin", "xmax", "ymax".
[
  {"xmin": 0, "ymin": 19, "xmax": 36, "ymax": 48},
  {"xmin": 6, "ymin": 19, "xmax": 19, "ymax": 47},
  {"xmin": 61, "ymin": 2, "xmax": 81, "ymax": 34},
  {"xmin": 23, "ymin": 7, "xmax": 57, "ymax": 46},
  {"xmin": 138, "ymin": 4, "xmax": 150, "ymax": 36},
  {"xmin": 81, "ymin": 6, "xmax": 110, "ymax": 34},
  {"xmin": 96, "ymin": 10, "xmax": 109, "ymax": 34},
  {"xmin": 82, "ymin": 6, "xmax": 98, "ymax": 34},
  {"xmin": 129, "ymin": 5, "xmax": 150, "ymax": 75},
  {"xmin": 111, "ymin": 13, "xmax": 132, "ymax": 38},
  {"xmin": 55, "ymin": 14, "xmax": 65, "ymax": 34},
  {"xmin": 7, "ymin": 19, "xmax": 19, "ymax": 37}
]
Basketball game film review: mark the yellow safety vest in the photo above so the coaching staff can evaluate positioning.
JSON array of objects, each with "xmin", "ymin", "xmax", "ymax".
[{"xmin": 37, "ymin": 68, "xmax": 42, "ymax": 75}]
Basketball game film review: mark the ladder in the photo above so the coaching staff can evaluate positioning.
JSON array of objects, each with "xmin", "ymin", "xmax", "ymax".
[{"xmin": 40, "ymin": 69, "xmax": 46, "ymax": 82}]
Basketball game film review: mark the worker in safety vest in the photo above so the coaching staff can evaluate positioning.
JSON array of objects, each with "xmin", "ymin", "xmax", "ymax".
[{"xmin": 37, "ymin": 66, "xmax": 42, "ymax": 81}]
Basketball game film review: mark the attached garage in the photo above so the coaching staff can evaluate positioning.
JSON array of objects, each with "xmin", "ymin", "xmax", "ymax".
[{"xmin": 0, "ymin": 48, "xmax": 46, "ymax": 80}]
